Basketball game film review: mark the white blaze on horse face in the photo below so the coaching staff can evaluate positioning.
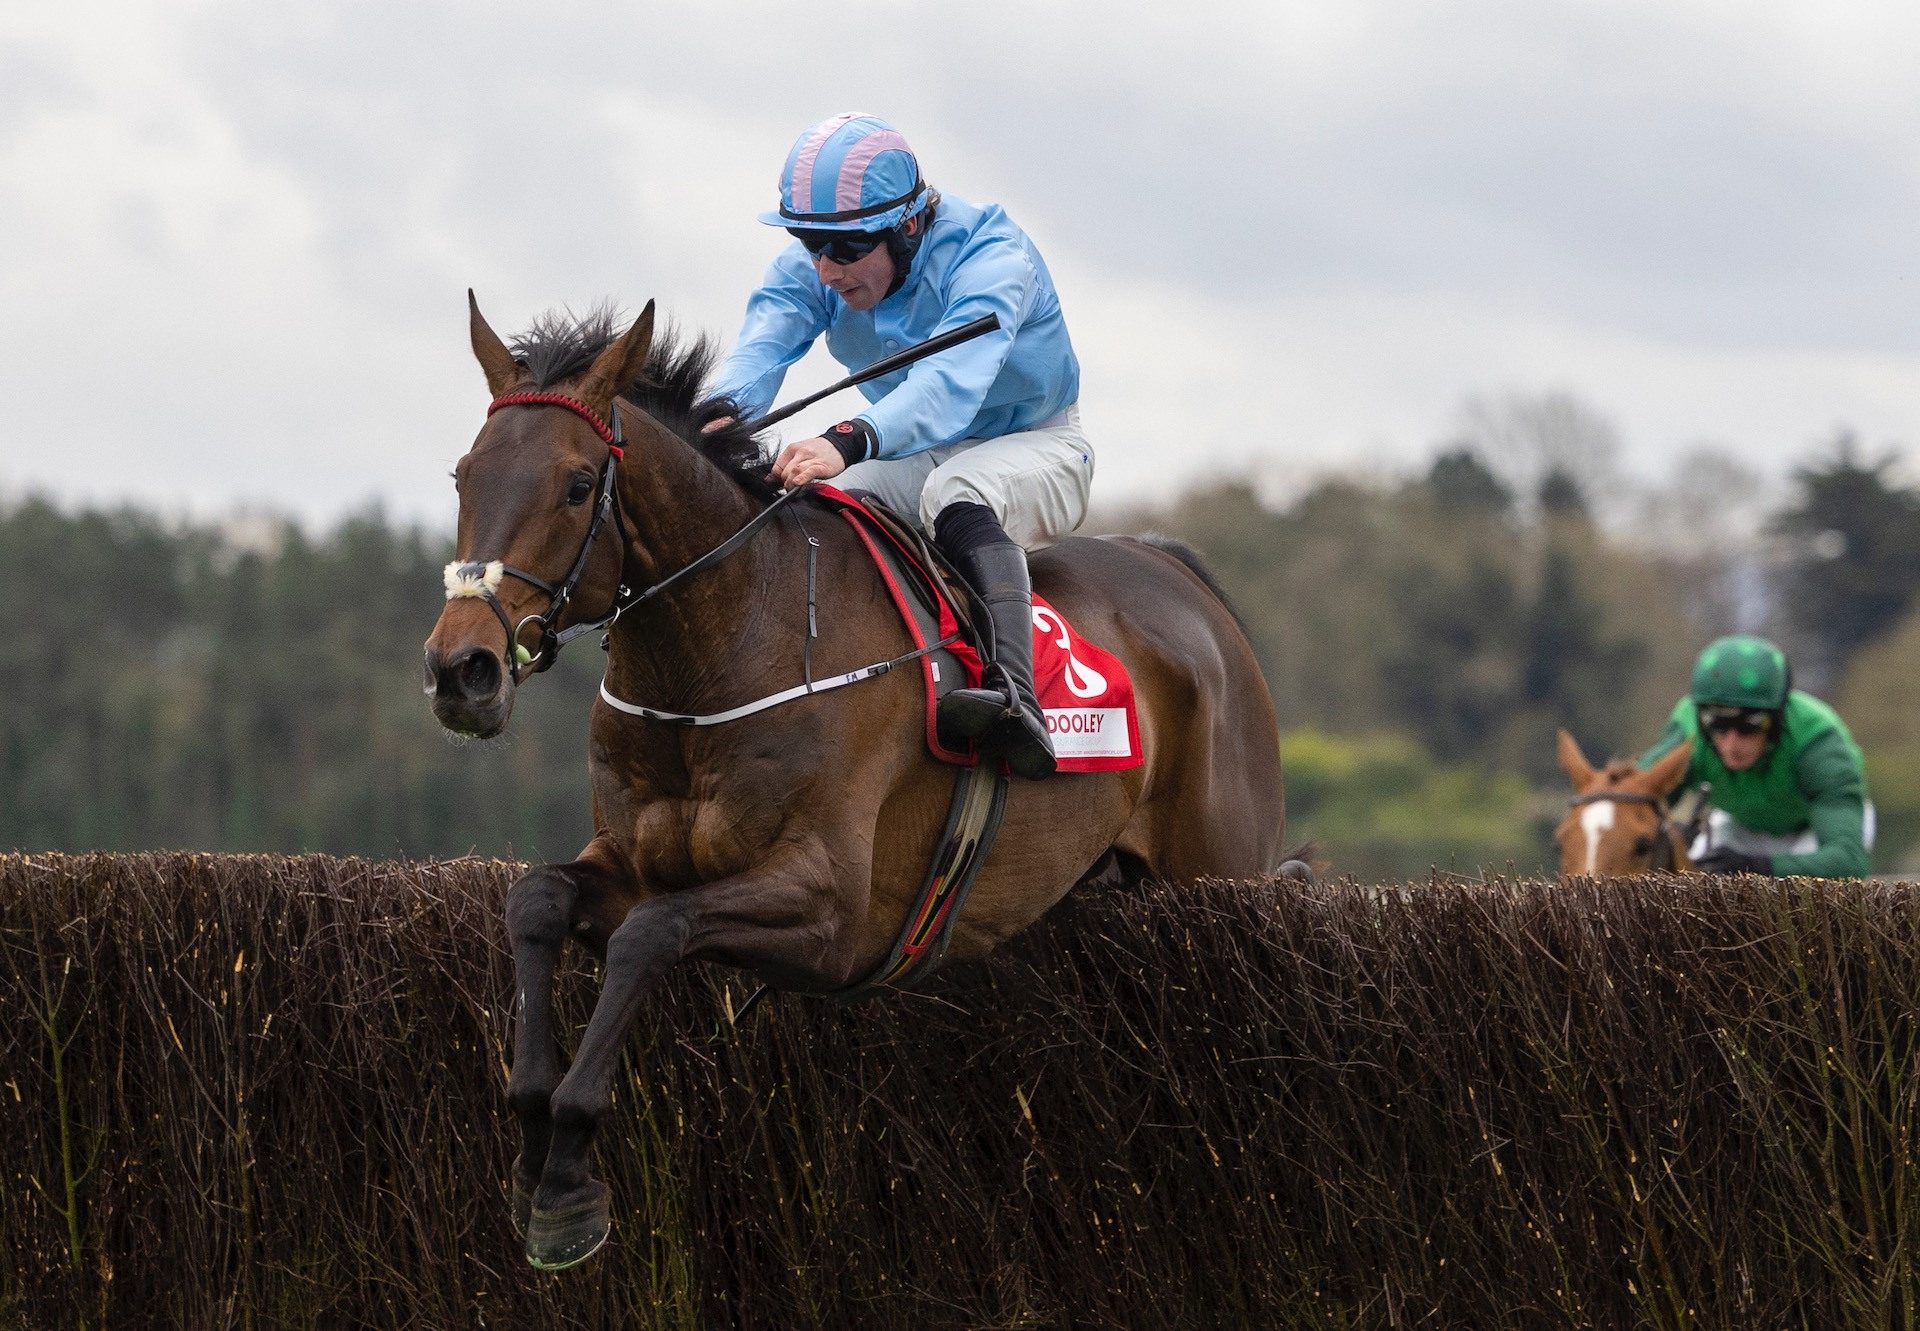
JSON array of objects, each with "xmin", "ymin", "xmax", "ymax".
[{"xmin": 1579, "ymin": 800, "xmax": 1616, "ymax": 874}]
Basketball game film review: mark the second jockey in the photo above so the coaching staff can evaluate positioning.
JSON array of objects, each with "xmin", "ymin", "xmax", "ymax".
[
  {"xmin": 708, "ymin": 112, "xmax": 1091, "ymax": 781},
  {"xmin": 1639, "ymin": 635, "xmax": 1873, "ymax": 878}
]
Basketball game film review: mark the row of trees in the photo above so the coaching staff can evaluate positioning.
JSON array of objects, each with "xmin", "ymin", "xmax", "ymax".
[
  {"xmin": 1099, "ymin": 400, "xmax": 1919, "ymax": 875},
  {"xmin": 5, "ymin": 406, "xmax": 1916, "ymax": 876},
  {"xmin": 2, "ymin": 500, "xmax": 602, "ymax": 862}
]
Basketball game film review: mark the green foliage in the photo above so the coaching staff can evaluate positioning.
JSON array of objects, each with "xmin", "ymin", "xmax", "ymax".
[
  {"xmin": 1380, "ymin": 545, "xmax": 1522, "ymax": 762},
  {"xmin": 1522, "ymin": 540, "xmax": 1649, "ymax": 746},
  {"xmin": 1114, "ymin": 456, "xmax": 1693, "ymax": 780},
  {"xmin": 1838, "ymin": 608, "xmax": 1920, "ymax": 873},
  {"xmin": 1772, "ymin": 433, "xmax": 1920, "ymax": 682},
  {"xmin": 0, "ymin": 499, "xmax": 597, "ymax": 860},
  {"xmin": 1425, "ymin": 447, "xmax": 1514, "ymax": 516},
  {"xmin": 1282, "ymin": 727, "xmax": 1545, "ymax": 879},
  {"xmin": 1536, "ymin": 464, "xmax": 1590, "ymax": 519},
  {"xmin": 1098, "ymin": 454, "xmax": 1714, "ymax": 877},
  {"xmin": 6, "ymin": 429, "xmax": 1870, "ymax": 880},
  {"xmin": 1128, "ymin": 466, "xmax": 1689, "ymax": 779}
]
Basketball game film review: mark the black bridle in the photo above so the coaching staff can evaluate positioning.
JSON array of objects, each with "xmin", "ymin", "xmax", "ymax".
[{"xmin": 448, "ymin": 392, "xmax": 803, "ymax": 685}]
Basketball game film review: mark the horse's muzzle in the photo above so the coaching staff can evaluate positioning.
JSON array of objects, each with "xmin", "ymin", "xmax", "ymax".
[{"xmin": 424, "ymin": 643, "xmax": 514, "ymax": 736}]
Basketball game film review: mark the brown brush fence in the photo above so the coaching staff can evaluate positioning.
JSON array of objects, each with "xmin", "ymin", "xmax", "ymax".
[{"xmin": 3, "ymin": 854, "xmax": 1920, "ymax": 1329}]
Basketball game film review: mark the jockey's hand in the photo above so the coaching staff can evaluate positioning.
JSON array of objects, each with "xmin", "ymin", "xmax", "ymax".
[
  {"xmin": 772, "ymin": 436, "xmax": 846, "ymax": 489},
  {"xmin": 1694, "ymin": 846, "xmax": 1773, "ymax": 876}
]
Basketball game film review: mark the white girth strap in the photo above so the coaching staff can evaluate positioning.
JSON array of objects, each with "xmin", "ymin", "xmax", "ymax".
[{"xmin": 597, "ymin": 657, "xmax": 909, "ymax": 727}]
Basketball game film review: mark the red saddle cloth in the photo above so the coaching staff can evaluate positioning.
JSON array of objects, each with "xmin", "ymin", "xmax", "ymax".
[
  {"xmin": 1027, "ymin": 596, "xmax": 1141, "ymax": 771},
  {"xmin": 815, "ymin": 486, "xmax": 1143, "ymax": 774}
]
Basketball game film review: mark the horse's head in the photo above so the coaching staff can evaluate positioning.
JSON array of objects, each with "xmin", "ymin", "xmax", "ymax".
[
  {"xmin": 1553, "ymin": 729, "xmax": 1694, "ymax": 877},
  {"xmin": 422, "ymin": 294, "xmax": 656, "ymax": 737}
]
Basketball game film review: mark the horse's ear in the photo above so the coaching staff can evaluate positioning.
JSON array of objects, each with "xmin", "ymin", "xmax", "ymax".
[
  {"xmin": 1642, "ymin": 741, "xmax": 1694, "ymax": 798},
  {"xmin": 580, "ymin": 301, "xmax": 656, "ymax": 411},
  {"xmin": 1556, "ymin": 729, "xmax": 1597, "ymax": 790},
  {"xmin": 469, "ymin": 290, "xmax": 525, "ymax": 396}
]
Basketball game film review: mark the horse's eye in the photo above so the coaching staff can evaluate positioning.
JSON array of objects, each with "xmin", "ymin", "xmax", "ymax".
[
  {"xmin": 566, "ymin": 476, "xmax": 594, "ymax": 506},
  {"xmin": 1633, "ymin": 835, "xmax": 1655, "ymax": 856}
]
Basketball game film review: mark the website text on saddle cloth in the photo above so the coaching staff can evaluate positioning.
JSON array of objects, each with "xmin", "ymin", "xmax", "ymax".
[{"xmin": 704, "ymin": 112, "xmax": 1093, "ymax": 781}]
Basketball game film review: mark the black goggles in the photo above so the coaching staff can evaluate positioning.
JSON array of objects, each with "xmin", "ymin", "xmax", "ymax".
[
  {"xmin": 1699, "ymin": 706, "xmax": 1774, "ymax": 737},
  {"xmin": 787, "ymin": 227, "xmax": 887, "ymax": 264}
]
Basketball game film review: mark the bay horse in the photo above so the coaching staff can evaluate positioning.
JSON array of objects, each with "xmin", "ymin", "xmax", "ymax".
[
  {"xmin": 1554, "ymin": 729, "xmax": 1696, "ymax": 876},
  {"xmin": 424, "ymin": 296, "xmax": 1293, "ymax": 1269}
]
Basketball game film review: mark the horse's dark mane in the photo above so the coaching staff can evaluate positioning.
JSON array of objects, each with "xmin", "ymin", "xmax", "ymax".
[
  {"xmin": 1602, "ymin": 758, "xmax": 1638, "ymax": 783},
  {"xmin": 509, "ymin": 304, "xmax": 780, "ymax": 503}
]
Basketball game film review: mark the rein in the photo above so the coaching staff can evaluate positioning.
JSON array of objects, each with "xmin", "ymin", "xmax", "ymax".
[{"xmin": 447, "ymin": 394, "xmax": 941, "ymax": 720}]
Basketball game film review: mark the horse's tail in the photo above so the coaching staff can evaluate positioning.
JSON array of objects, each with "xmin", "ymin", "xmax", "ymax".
[
  {"xmin": 1131, "ymin": 533, "xmax": 1249, "ymax": 634},
  {"xmin": 1278, "ymin": 840, "xmax": 1320, "ymax": 883}
]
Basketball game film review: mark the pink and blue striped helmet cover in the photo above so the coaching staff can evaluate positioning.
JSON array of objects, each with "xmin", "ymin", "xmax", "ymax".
[{"xmin": 757, "ymin": 113, "xmax": 929, "ymax": 232}]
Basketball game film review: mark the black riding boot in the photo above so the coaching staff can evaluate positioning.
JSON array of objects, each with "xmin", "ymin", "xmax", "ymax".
[{"xmin": 934, "ymin": 504, "xmax": 1056, "ymax": 780}]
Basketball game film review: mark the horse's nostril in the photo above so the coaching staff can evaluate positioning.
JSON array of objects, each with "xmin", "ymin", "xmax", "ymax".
[{"xmin": 456, "ymin": 647, "xmax": 503, "ymax": 700}]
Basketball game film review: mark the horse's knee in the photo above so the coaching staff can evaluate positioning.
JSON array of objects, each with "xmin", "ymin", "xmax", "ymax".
[
  {"xmin": 506, "ymin": 867, "xmax": 576, "ymax": 948},
  {"xmin": 603, "ymin": 896, "xmax": 694, "ymax": 974},
  {"xmin": 507, "ymin": 1077, "xmax": 554, "ymax": 1122},
  {"xmin": 548, "ymin": 1082, "xmax": 605, "ymax": 1136}
]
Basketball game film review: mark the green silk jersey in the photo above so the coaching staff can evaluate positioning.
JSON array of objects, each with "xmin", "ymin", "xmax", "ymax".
[{"xmin": 1641, "ymin": 690, "xmax": 1870, "ymax": 878}]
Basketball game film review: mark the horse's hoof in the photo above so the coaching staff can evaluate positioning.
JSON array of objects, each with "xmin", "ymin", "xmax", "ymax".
[
  {"xmin": 1278, "ymin": 859, "xmax": 1314, "ymax": 883},
  {"xmin": 525, "ymin": 1181, "xmax": 611, "ymax": 1271},
  {"xmin": 510, "ymin": 1170, "xmax": 537, "ymax": 1239}
]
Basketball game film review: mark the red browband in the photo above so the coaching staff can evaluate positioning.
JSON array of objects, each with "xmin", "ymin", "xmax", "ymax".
[{"xmin": 487, "ymin": 392, "xmax": 622, "ymax": 455}]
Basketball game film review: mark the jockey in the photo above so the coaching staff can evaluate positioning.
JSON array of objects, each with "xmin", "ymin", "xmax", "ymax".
[
  {"xmin": 708, "ymin": 113, "xmax": 1092, "ymax": 780},
  {"xmin": 1639, "ymin": 635, "xmax": 1872, "ymax": 878}
]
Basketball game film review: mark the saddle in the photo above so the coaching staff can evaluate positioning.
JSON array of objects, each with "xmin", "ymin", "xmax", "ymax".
[
  {"xmin": 813, "ymin": 485, "xmax": 1143, "ymax": 773},
  {"xmin": 761, "ymin": 486, "xmax": 1141, "ymax": 1006},
  {"xmin": 813, "ymin": 486, "xmax": 988, "ymax": 761}
]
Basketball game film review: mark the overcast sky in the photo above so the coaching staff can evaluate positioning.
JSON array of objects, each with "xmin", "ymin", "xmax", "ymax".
[{"xmin": 3, "ymin": 1, "xmax": 1916, "ymax": 530}]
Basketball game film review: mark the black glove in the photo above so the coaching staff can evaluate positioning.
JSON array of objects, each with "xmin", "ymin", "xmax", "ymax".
[{"xmin": 1694, "ymin": 846, "xmax": 1773, "ymax": 876}]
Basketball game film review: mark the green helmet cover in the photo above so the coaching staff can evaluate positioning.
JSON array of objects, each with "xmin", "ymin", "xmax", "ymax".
[{"xmin": 1689, "ymin": 635, "xmax": 1790, "ymax": 711}]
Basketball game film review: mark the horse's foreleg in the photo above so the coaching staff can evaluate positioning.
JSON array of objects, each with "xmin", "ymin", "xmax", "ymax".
[
  {"xmin": 502, "ymin": 858, "xmax": 599, "ymax": 1234},
  {"xmin": 526, "ymin": 856, "xmax": 840, "ymax": 1270}
]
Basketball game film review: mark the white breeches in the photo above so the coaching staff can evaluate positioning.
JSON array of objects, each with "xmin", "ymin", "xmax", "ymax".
[
  {"xmin": 1690, "ymin": 803, "xmax": 1877, "ymax": 859},
  {"xmin": 836, "ymin": 406, "xmax": 1095, "ymax": 551}
]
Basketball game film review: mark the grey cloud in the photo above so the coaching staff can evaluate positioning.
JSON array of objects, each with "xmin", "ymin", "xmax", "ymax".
[
  {"xmin": 3, "ymin": 0, "xmax": 1915, "ymax": 529},
  {"xmin": 946, "ymin": 74, "xmax": 1917, "ymax": 353},
  {"xmin": 169, "ymin": 1, "xmax": 1919, "ymax": 352}
]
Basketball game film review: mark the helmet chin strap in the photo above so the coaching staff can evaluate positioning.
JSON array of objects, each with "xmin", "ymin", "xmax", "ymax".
[{"xmin": 882, "ymin": 191, "xmax": 938, "ymax": 298}]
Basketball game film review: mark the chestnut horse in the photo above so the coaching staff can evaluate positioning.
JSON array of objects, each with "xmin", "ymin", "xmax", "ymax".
[
  {"xmin": 1554, "ymin": 729, "xmax": 1697, "ymax": 876},
  {"xmin": 424, "ymin": 297, "xmax": 1292, "ymax": 1269}
]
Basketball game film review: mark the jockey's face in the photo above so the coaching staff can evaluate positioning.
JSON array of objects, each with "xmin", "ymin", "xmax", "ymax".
[
  {"xmin": 1710, "ymin": 726, "xmax": 1768, "ymax": 772},
  {"xmin": 812, "ymin": 241, "xmax": 894, "ymax": 311},
  {"xmin": 808, "ymin": 214, "xmax": 919, "ymax": 312}
]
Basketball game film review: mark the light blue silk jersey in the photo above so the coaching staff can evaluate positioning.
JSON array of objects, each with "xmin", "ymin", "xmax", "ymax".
[{"xmin": 710, "ymin": 194, "xmax": 1081, "ymax": 460}]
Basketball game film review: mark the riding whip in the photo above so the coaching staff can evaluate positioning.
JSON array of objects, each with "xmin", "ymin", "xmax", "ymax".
[{"xmin": 735, "ymin": 314, "xmax": 1001, "ymax": 435}]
